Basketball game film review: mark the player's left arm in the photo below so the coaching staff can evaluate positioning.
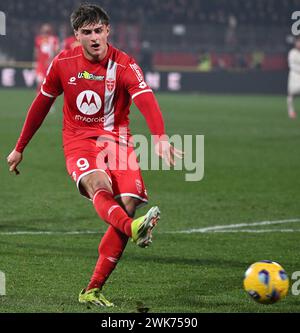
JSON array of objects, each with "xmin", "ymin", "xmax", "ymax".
[
  {"xmin": 133, "ymin": 92, "xmax": 183, "ymax": 166},
  {"xmin": 124, "ymin": 61, "xmax": 184, "ymax": 166}
]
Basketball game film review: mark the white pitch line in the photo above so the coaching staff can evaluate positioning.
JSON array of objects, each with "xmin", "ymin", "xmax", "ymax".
[
  {"xmin": 208, "ymin": 229, "xmax": 300, "ymax": 233},
  {"xmin": 170, "ymin": 218, "xmax": 300, "ymax": 234},
  {"xmin": 0, "ymin": 218, "xmax": 300, "ymax": 235},
  {"xmin": 0, "ymin": 230, "xmax": 100, "ymax": 235}
]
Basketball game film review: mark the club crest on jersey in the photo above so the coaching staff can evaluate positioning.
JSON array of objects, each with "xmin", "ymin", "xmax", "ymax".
[
  {"xmin": 106, "ymin": 78, "xmax": 115, "ymax": 92},
  {"xmin": 76, "ymin": 90, "xmax": 102, "ymax": 115},
  {"xmin": 135, "ymin": 179, "xmax": 143, "ymax": 194}
]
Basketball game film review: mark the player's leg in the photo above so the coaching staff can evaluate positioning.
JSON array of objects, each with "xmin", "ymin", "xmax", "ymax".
[
  {"xmin": 66, "ymin": 145, "xmax": 159, "ymax": 243},
  {"xmin": 79, "ymin": 181, "xmax": 154, "ymax": 305},
  {"xmin": 80, "ymin": 170, "xmax": 134, "ymax": 237},
  {"xmin": 79, "ymin": 166, "xmax": 112, "ymax": 197},
  {"xmin": 65, "ymin": 146, "xmax": 139, "ymax": 306},
  {"xmin": 287, "ymin": 75, "xmax": 298, "ymax": 119},
  {"xmin": 77, "ymin": 171, "xmax": 133, "ymax": 306},
  {"xmin": 79, "ymin": 225, "xmax": 128, "ymax": 306},
  {"xmin": 76, "ymin": 171, "xmax": 132, "ymax": 306},
  {"xmin": 116, "ymin": 196, "xmax": 160, "ymax": 248},
  {"xmin": 287, "ymin": 94, "xmax": 297, "ymax": 119},
  {"xmin": 116, "ymin": 196, "xmax": 141, "ymax": 217},
  {"xmin": 83, "ymin": 195, "xmax": 159, "ymax": 300},
  {"xmin": 87, "ymin": 226, "xmax": 128, "ymax": 290},
  {"xmin": 111, "ymin": 143, "xmax": 160, "ymax": 248},
  {"xmin": 81, "ymin": 197, "xmax": 135, "ymax": 301},
  {"xmin": 80, "ymin": 165, "xmax": 159, "ymax": 242}
]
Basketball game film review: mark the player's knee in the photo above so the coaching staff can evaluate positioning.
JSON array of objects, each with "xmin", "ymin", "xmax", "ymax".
[
  {"xmin": 124, "ymin": 205, "xmax": 136, "ymax": 218},
  {"xmin": 80, "ymin": 171, "xmax": 112, "ymax": 198},
  {"xmin": 117, "ymin": 197, "xmax": 137, "ymax": 218}
]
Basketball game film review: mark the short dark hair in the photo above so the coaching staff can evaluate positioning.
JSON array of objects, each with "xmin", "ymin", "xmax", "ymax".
[{"xmin": 71, "ymin": 3, "xmax": 110, "ymax": 31}]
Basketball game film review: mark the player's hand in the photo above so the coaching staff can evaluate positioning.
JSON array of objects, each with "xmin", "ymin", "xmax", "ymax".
[
  {"xmin": 7, "ymin": 149, "xmax": 22, "ymax": 175},
  {"xmin": 154, "ymin": 139, "xmax": 184, "ymax": 167}
]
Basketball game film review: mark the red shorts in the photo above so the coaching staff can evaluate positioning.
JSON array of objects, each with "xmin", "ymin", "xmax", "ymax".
[{"xmin": 65, "ymin": 137, "xmax": 148, "ymax": 206}]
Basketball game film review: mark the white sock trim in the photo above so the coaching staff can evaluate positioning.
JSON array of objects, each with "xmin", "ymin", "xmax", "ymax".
[{"xmin": 93, "ymin": 188, "xmax": 112, "ymax": 204}]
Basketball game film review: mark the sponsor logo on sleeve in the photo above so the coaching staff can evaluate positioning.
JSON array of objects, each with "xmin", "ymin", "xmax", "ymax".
[
  {"xmin": 129, "ymin": 63, "xmax": 144, "ymax": 82},
  {"xmin": 139, "ymin": 81, "xmax": 147, "ymax": 89}
]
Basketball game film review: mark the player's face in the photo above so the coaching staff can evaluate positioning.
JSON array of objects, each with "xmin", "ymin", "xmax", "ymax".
[{"xmin": 75, "ymin": 23, "xmax": 110, "ymax": 61}]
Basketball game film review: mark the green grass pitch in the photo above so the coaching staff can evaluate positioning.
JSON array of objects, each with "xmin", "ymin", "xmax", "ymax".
[{"xmin": 0, "ymin": 89, "xmax": 300, "ymax": 313}]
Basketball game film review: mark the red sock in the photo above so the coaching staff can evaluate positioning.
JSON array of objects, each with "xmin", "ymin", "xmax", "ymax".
[
  {"xmin": 93, "ymin": 189, "xmax": 133, "ymax": 237},
  {"xmin": 87, "ymin": 226, "xmax": 128, "ymax": 290}
]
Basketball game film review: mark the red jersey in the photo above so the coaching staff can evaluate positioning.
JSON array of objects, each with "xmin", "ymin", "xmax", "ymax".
[
  {"xmin": 41, "ymin": 44, "xmax": 154, "ymax": 149},
  {"xmin": 35, "ymin": 35, "xmax": 60, "ymax": 74}
]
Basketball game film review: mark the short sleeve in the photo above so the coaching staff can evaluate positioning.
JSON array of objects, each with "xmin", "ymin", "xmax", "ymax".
[{"xmin": 41, "ymin": 55, "xmax": 63, "ymax": 98}]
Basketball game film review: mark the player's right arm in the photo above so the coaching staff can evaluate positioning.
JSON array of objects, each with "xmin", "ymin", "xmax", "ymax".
[
  {"xmin": 7, "ymin": 56, "xmax": 63, "ymax": 175},
  {"xmin": 7, "ymin": 93, "xmax": 56, "ymax": 174},
  {"xmin": 7, "ymin": 150, "xmax": 22, "ymax": 175}
]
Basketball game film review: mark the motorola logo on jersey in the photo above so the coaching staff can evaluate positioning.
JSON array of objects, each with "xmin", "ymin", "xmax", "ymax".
[{"xmin": 76, "ymin": 90, "xmax": 102, "ymax": 115}]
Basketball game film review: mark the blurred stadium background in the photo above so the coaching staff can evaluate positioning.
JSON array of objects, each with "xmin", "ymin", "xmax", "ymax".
[
  {"xmin": 1, "ymin": 0, "xmax": 300, "ymax": 93},
  {"xmin": 1, "ymin": 1, "xmax": 300, "ymax": 313}
]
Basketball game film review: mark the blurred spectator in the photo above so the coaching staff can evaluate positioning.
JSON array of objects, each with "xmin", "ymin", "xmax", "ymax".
[
  {"xmin": 34, "ymin": 23, "xmax": 59, "ymax": 91},
  {"xmin": 0, "ymin": 0, "xmax": 295, "ymax": 69},
  {"xmin": 287, "ymin": 37, "xmax": 300, "ymax": 119},
  {"xmin": 251, "ymin": 50, "xmax": 265, "ymax": 70},
  {"xmin": 197, "ymin": 51, "xmax": 212, "ymax": 72},
  {"xmin": 61, "ymin": 24, "xmax": 81, "ymax": 50},
  {"xmin": 224, "ymin": 14, "xmax": 238, "ymax": 50},
  {"xmin": 115, "ymin": 23, "xmax": 141, "ymax": 59},
  {"xmin": 139, "ymin": 41, "xmax": 153, "ymax": 71},
  {"xmin": 63, "ymin": 35, "xmax": 80, "ymax": 50},
  {"xmin": 234, "ymin": 53, "xmax": 248, "ymax": 70},
  {"xmin": 2, "ymin": 0, "xmax": 296, "ymax": 26}
]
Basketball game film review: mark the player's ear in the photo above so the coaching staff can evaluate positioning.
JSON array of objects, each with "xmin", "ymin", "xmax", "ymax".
[
  {"xmin": 106, "ymin": 24, "xmax": 110, "ymax": 37},
  {"xmin": 74, "ymin": 29, "xmax": 80, "ymax": 41}
]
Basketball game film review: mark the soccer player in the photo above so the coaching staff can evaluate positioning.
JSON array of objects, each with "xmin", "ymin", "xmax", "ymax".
[
  {"xmin": 287, "ymin": 37, "xmax": 300, "ymax": 119},
  {"xmin": 34, "ymin": 23, "xmax": 60, "ymax": 92},
  {"xmin": 7, "ymin": 4, "xmax": 183, "ymax": 307}
]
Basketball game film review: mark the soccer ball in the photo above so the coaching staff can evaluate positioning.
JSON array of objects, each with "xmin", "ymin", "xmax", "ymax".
[{"xmin": 243, "ymin": 260, "xmax": 289, "ymax": 304}]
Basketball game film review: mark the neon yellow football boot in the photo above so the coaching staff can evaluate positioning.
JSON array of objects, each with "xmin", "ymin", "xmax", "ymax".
[
  {"xmin": 78, "ymin": 288, "xmax": 114, "ymax": 307},
  {"xmin": 131, "ymin": 206, "xmax": 160, "ymax": 248}
]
